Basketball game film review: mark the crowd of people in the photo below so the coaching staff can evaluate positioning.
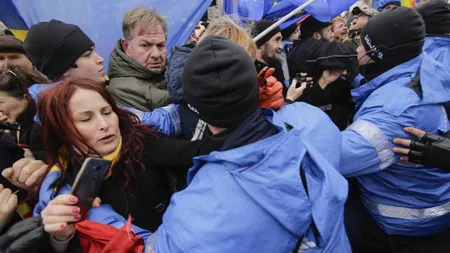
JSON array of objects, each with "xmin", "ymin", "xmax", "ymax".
[{"xmin": 0, "ymin": 0, "xmax": 449, "ymax": 252}]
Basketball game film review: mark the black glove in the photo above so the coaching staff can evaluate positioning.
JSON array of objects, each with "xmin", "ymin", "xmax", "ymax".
[
  {"xmin": 0, "ymin": 216, "xmax": 49, "ymax": 253},
  {"xmin": 408, "ymin": 132, "xmax": 450, "ymax": 172}
]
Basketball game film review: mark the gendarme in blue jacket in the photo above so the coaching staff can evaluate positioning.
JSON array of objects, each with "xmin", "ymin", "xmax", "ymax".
[
  {"xmin": 147, "ymin": 104, "xmax": 350, "ymax": 253},
  {"xmin": 341, "ymin": 53, "xmax": 450, "ymax": 236},
  {"xmin": 351, "ymin": 35, "xmax": 450, "ymax": 89}
]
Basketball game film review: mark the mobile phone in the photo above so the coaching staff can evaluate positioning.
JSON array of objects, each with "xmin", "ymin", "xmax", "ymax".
[
  {"xmin": 295, "ymin": 74, "xmax": 314, "ymax": 89},
  {"xmin": 70, "ymin": 158, "xmax": 111, "ymax": 220}
]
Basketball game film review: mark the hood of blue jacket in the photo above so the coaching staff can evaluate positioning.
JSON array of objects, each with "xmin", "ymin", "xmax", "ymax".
[{"xmin": 424, "ymin": 36, "xmax": 450, "ymax": 68}]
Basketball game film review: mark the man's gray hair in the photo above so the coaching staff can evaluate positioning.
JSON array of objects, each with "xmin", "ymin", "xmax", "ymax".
[{"xmin": 122, "ymin": 7, "xmax": 168, "ymax": 40}]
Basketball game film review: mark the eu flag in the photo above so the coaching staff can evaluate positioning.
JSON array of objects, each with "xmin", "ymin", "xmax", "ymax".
[
  {"xmin": 236, "ymin": 0, "xmax": 356, "ymax": 25},
  {"xmin": 223, "ymin": 0, "xmax": 235, "ymax": 14},
  {"xmin": 267, "ymin": 0, "xmax": 357, "ymax": 22},
  {"xmin": 234, "ymin": 0, "xmax": 276, "ymax": 20}
]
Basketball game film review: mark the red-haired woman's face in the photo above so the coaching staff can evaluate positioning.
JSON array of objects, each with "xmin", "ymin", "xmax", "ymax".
[{"xmin": 68, "ymin": 88, "xmax": 121, "ymax": 156}]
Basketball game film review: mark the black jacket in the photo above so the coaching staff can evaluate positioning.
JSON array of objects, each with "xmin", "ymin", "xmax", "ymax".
[
  {"xmin": 13, "ymin": 107, "xmax": 46, "ymax": 161},
  {"xmin": 287, "ymin": 38, "xmax": 356, "ymax": 80},
  {"xmin": 287, "ymin": 38, "xmax": 357, "ymax": 130}
]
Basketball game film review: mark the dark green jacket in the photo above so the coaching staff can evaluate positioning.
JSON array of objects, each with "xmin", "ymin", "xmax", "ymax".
[{"xmin": 108, "ymin": 40, "xmax": 170, "ymax": 111}]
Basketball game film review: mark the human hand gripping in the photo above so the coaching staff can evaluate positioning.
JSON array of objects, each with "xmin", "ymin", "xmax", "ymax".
[
  {"xmin": 257, "ymin": 67, "xmax": 285, "ymax": 110},
  {"xmin": 393, "ymin": 127, "xmax": 450, "ymax": 172},
  {"xmin": 0, "ymin": 184, "xmax": 18, "ymax": 233},
  {"xmin": 41, "ymin": 194, "xmax": 101, "ymax": 242},
  {"xmin": 2, "ymin": 157, "xmax": 47, "ymax": 191},
  {"xmin": 318, "ymin": 69, "xmax": 344, "ymax": 89}
]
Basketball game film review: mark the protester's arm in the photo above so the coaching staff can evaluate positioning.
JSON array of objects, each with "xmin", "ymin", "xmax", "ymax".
[
  {"xmin": 319, "ymin": 41, "xmax": 357, "ymax": 70},
  {"xmin": 125, "ymin": 104, "xmax": 181, "ymax": 137},
  {"xmin": 143, "ymin": 136, "xmax": 224, "ymax": 171}
]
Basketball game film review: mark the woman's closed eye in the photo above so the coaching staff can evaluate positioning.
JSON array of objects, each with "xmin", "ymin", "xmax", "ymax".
[{"xmin": 80, "ymin": 117, "xmax": 91, "ymax": 122}]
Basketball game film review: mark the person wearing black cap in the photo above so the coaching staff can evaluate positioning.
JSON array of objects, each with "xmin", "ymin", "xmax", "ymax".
[
  {"xmin": 0, "ymin": 36, "xmax": 32, "ymax": 72},
  {"xmin": 253, "ymin": 19, "xmax": 287, "ymax": 88},
  {"xmin": 24, "ymin": 19, "xmax": 105, "ymax": 84},
  {"xmin": 287, "ymin": 15, "xmax": 357, "ymax": 130},
  {"xmin": 148, "ymin": 35, "xmax": 350, "ymax": 253},
  {"xmin": 349, "ymin": 2, "xmax": 378, "ymax": 42},
  {"xmin": 340, "ymin": 6, "xmax": 450, "ymax": 252}
]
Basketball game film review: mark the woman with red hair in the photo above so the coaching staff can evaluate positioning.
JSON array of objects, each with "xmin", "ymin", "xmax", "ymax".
[{"xmin": 32, "ymin": 79, "xmax": 224, "ymax": 251}]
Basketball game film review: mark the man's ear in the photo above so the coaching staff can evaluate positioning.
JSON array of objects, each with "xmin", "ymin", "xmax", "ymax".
[
  {"xmin": 61, "ymin": 70, "xmax": 70, "ymax": 81},
  {"xmin": 312, "ymin": 32, "xmax": 321, "ymax": 40},
  {"xmin": 121, "ymin": 38, "xmax": 130, "ymax": 55}
]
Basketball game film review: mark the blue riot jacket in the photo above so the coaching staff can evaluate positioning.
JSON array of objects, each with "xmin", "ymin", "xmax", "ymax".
[
  {"xmin": 28, "ymin": 83, "xmax": 180, "ymax": 136},
  {"xmin": 342, "ymin": 54, "xmax": 450, "ymax": 236},
  {"xmin": 148, "ymin": 105, "xmax": 350, "ymax": 253}
]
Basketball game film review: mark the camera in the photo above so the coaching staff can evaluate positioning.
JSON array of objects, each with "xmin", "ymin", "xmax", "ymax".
[{"xmin": 295, "ymin": 73, "xmax": 314, "ymax": 89}]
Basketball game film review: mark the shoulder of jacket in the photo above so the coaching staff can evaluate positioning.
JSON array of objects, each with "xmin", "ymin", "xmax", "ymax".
[
  {"xmin": 109, "ymin": 76, "xmax": 151, "ymax": 88},
  {"xmin": 367, "ymin": 81, "xmax": 421, "ymax": 116}
]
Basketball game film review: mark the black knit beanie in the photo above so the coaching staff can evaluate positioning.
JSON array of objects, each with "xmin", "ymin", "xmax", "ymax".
[
  {"xmin": 183, "ymin": 36, "xmax": 259, "ymax": 128},
  {"xmin": 300, "ymin": 16, "xmax": 331, "ymax": 39},
  {"xmin": 281, "ymin": 23, "xmax": 299, "ymax": 40},
  {"xmin": 361, "ymin": 7, "xmax": 425, "ymax": 64},
  {"xmin": 24, "ymin": 19, "xmax": 94, "ymax": 80},
  {"xmin": 253, "ymin": 20, "xmax": 282, "ymax": 48},
  {"xmin": 416, "ymin": 0, "xmax": 450, "ymax": 35}
]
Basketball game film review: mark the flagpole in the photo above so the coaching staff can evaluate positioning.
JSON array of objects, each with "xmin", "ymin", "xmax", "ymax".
[{"xmin": 253, "ymin": 0, "xmax": 318, "ymax": 43}]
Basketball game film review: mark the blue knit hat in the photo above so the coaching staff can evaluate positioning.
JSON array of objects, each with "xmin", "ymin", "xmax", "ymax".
[{"xmin": 373, "ymin": 0, "xmax": 401, "ymax": 11}]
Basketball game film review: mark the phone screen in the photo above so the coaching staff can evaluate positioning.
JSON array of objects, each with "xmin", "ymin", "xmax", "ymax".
[{"xmin": 70, "ymin": 158, "xmax": 111, "ymax": 220}]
